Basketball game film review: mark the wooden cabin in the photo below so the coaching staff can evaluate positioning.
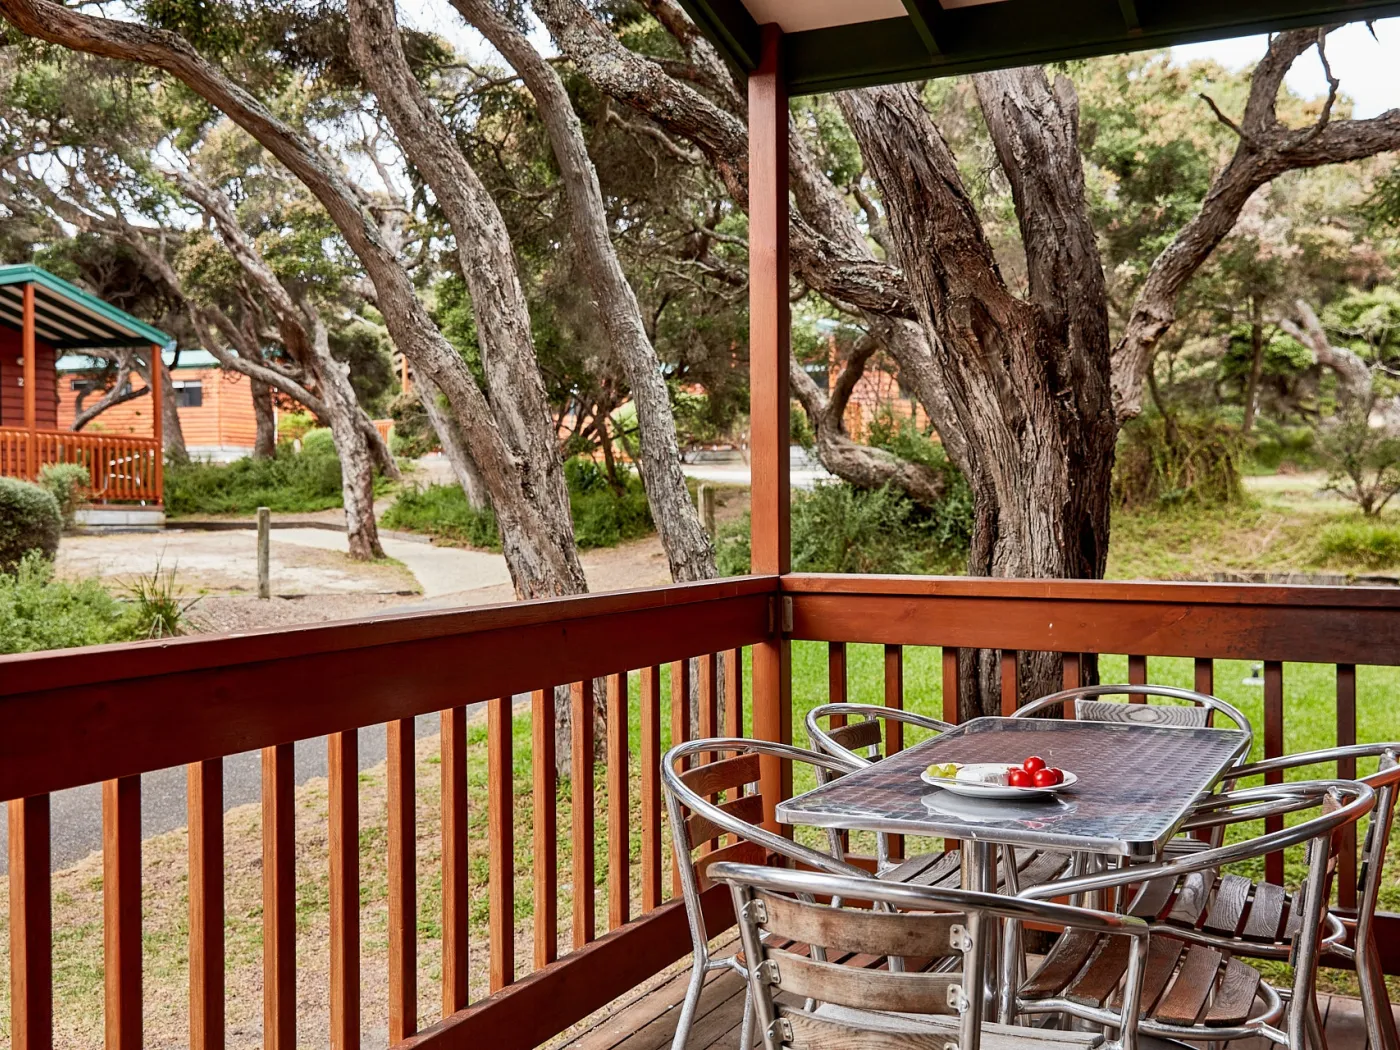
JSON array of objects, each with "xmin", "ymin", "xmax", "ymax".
[{"xmin": 0, "ymin": 264, "xmax": 170, "ymax": 505}]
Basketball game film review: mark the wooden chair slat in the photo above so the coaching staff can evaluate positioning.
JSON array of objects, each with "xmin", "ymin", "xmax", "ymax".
[
  {"xmin": 1020, "ymin": 929, "xmax": 1100, "ymax": 998},
  {"xmin": 828, "ymin": 720, "xmax": 883, "ymax": 754},
  {"xmin": 1166, "ymin": 869, "xmax": 1216, "ymax": 926},
  {"xmin": 1241, "ymin": 880, "xmax": 1287, "ymax": 941},
  {"xmin": 781, "ymin": 1008, "xmax": 955, "ymax": 1050},
  {"xmin": 756, "ymin": 891, "xmax": 961, "ymax": 960},
  {"xmin": 767, "ymin": 949, "xmax": 959, "ymax": 1015},
  {"xmin": 1015, "ymin": 851, "xmax": 1072, "ymax": 891},
  {"xmin": 686, "ymin": 792, "xmax": 766, "ymax": 848},
  {"xmin": 1127, "ymin": 875, "xmax": 1180, "ymax": 919},
  {"xmin": 1110, "ymin": 935, "xmax": 1185, "ymax": 1014},
  {"xmin": 695, "ymin": 839, "xmax": 768, "ymax": 884},
  {"xmin": 882, "ymin": 851, "xmax": 957, "ymax": 887},
  {"xmin": 1064, "ymin": 933, "xmax": 1132, "ymax": 1008},
  {"xmin": 1202, "ymin": 874, "xmax": 1253, "ymax": 935},
  {"xmin": 1150, "ymin": 945, "xmax": 1222, "ymax": 1026},
  {"xmin": 680, "ymin": 752, "xmax": 762, "ymax": 797},
  {"xmin": 1203, "ymin": 959, "xmax": 1263, "ymax": 1027}
]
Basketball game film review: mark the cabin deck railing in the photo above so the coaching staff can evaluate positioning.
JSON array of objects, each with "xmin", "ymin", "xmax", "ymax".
[
  {"xmin": 0, "ymin": 425, "xmax": 161, "ymax": 503},
  {"xmin": 2, "ymin": 572, "xmax": 1400, "ymax": 1048}
]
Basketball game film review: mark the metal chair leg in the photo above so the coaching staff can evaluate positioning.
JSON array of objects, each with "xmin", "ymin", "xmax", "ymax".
[
  {"xmin": 738, "ymin": 984, "xmax": 755, "ymax": 1050},
  {"xmin": 1304, "ymin": 994, "xmax": 1329, "ymax": 1050},
  {"xmin": 670, "ymin": 963, "xmax": 708, "ymax": 1050},
  {"xmin": 1360, "ymin": 938, "xmax": 1400, "ymax": 1050}
]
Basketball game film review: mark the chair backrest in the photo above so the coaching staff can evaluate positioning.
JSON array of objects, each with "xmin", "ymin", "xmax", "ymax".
[
  {"xmin": 1012, "ymin": 684, "xmax": 1253, "ymax": 757},
  {"xmin": 712, "ymin": 861, "xmax": 1149, "ymax": 1050},
  {"xmin": 805, "ymin": 703, "xmax": 953, "ymax": 769}
]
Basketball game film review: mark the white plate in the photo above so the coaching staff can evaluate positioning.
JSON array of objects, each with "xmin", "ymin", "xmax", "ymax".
[{"xmin": 919, "ymin": 764, "xmax": 1078, "ymax": 799}]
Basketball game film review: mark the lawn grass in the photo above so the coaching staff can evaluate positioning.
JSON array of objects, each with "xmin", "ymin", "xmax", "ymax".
[{"xmin": 1, "ymin": 646, "xmax": 1395, "ymax": 1045}]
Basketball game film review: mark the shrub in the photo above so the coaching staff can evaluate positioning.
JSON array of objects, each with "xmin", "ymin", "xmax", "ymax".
[
  {"xmin": 382, "ymin": 483, "xmax": 501, "ymax": 549},
  {"xmin": 164, "ymin": 439, "xmax": 378, "ymax": 516},
  {"xmin": 865, "ymin": 409, "xmax": 976, "ymax": 551},
  {"xmin": 277, "ymin": 411, "xmax": 318, "ymax": 445},
  {"xmin": 37, "ymin": 463, "xmax": 90, "ymax": 529},
  {"xmin": 1114, "ymin": 414, "xmax": 1244, "ymax": 509},
  {"xmin": 1316, "ymin": 406, "xmax": 1400, "ymax": 516},
  {"xmin": 0, "ymin": 552, "xmax": 145, "ymax": 653},
  {"xmin": 387, "ymin": 390, "xmax": 440, "ymax": 458},
  {"xmin": 0, "ymin": 477, "xmax": 62, "ymax": 573},
  {"xmin": 1315, "ymin": 519, "xmax": 1400, "ymax": 570}
]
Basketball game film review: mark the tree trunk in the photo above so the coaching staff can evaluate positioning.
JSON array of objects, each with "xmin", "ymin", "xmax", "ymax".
[
  {"xmin": 154, "ymin": 353, "xmax": 189, "ymax": 464},
  {"xmin": 1242, "ymin": 297, "xmax": 1265, "ymax": 434},
  {"xmin": 250, "ymin": 375, "xmax": 276, "ymax": 458},
  {"xmin": 842, "ymin": 73, "xmax": 1117, "ymax": 716},
  {"xmin": 454, "ymin": 0, "xmax": 716, "ymax": 583},
  {"xmin": 415, "ymin": 368, "xmax": 491, "ymax": 511}
]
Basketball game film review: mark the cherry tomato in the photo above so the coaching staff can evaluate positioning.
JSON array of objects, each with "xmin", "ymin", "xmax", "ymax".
[
  {"xmin": 1007, "ymin": 768, "xmax": 1033, "ymax": 788},
  {"xmin": 1023, "ymin": 755, "xmax": 1047, "ymax": 774},
  {"xmin": 1031, "ymin": 767, "xmax": 1061, "ymax": 788}
]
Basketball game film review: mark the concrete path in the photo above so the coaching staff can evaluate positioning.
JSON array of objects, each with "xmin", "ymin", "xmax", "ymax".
[{"xmin": 274, "ymin": 527, "xmax": 511, "ymax": 598}]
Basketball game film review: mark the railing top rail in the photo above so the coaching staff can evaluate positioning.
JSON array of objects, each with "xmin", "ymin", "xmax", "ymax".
[{"xmin": 783, "ymin": 572, "xmax": 1400, "ymax": 609}]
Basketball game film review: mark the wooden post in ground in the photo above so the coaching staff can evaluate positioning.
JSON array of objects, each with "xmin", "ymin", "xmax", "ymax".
[
  {"xmin": 748, "ymin": 23, "xmax": 792, "ymax": 829},
  {"xmin": 257, "ymin": 507, "xmax": 271, "ymax": 599},
  {"xmin": 22, "ymin": 282, "xmax": 35, "ymax": 477},
  {"xmin": 149, "ymin": 344, "xmax": 164, "ymax": 504},
  {"xmin": 698, "ymin": 484, "xmax": 716, "ymax": 536}
]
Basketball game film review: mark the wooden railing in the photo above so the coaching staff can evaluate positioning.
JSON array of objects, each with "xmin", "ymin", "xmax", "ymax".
[
  {"xmin": 0, "ymin": 426, "xmax": 161, "ymax": 503},
  {"xmin": 3, "ymin": 572, "xmax": 1400, "ymax": 1047}
]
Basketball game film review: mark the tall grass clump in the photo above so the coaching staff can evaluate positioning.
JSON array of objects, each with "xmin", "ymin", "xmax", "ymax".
[
  {"xmin": 1114, "ymin": 413, "xmax": 1244, "ymax": 509},
  {"xmin": 1314, "ymin": 518, "xmax": 1400, "ymax": 570}
]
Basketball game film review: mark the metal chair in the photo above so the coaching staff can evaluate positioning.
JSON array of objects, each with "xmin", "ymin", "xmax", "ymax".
[
  {"xmin": 711, "ymin": 860, "xmax": 1152, "ymax": 1050},
  {"xmin": 661, "ymin": 737, "xmax": 872, "ymax": 1050},
  {"xmin": 805, "ymin": 702, "xmax": 954, "ymax": 875},
  {"xmin": 1015, "ymin": 779, "xmax": 1374, "ymax": 1050}
]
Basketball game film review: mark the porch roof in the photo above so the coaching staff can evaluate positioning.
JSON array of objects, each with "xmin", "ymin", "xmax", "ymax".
[
  {"xmin": 676, "ymin": 0, "xmax": 1400, "ymax": 95},
  {"xmin": 0, "ymin": 263, "xmax": 171, "ymax": 350}
]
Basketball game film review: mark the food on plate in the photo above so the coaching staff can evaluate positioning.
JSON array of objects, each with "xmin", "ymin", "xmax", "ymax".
[
  {"xmin": 925, "ymin": 762, "xmax": 962, "ymax": 780},
  {"xmin": 955, "ymin": 764, "xmax": 1011, "ymax": 785},
  {"xmin": 1032, "ymin": 767, "xmax": 1063, "ymax": 788},
  {"xmin": 1022, "ymin": 755, "xmax": 1047, "ymax": 774},
  {"xmin": 1007, "ymin": 768, "xmax": 1033, "ymax": 788}
]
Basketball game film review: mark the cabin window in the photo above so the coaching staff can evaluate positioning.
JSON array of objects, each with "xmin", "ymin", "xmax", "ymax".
[{"xmin": 173, "ymin": 380, "xmax": 203, "ymax": 408}]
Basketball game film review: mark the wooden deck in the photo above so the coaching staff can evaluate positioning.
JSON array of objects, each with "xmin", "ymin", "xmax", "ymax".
[{"xmin": 561, "ymin": 937, "xmax": 1387, "ymax": 1050}]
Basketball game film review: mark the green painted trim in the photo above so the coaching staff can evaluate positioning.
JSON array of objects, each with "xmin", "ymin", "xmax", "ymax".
[
  {"xmin": 0, "ymin": 263, "xmax": 171, "ymax": 346},
  {"xmin": 674, "ymin": 0, "xmax": 761, "ymax": 71}
]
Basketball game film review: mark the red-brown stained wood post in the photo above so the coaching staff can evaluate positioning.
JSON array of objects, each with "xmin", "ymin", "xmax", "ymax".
[
  {"xmin": 828, "ymin": 641, "xmax": 848, "ymax": 722},
  {"xmin": 1263, "ymin": 661, "xmax": 1285, "ymax": 886},
  {"xmin": 1336, "ymin": 664, "xmax": 1359, "ymax": 910},
  {"xmin": 698, "ymin": 653, "xmax": 718, "ymax": 756},
  {"xmin": 442, "ymin": 706, "xmax": 469, "ymax": 1009},
  {"xmin": 724, "ymin": 649, "xmax": 744, "ymax": 739},
  {"xmin": 149, "ymin": 344, "xmax": 164, "ymax": 504},
  {"xmin": 1061, "ymin": 653, "xmax": 1081, "ymax": 720},
  {"xmin": 487, "ymin": 696, "xmax": 515, "ymax": 991},
  {"xmin": 22, "ymin": 282, "xmax": 36, "ymax": 477},
  {"xmin": 1000, "ymin": 650, "xmax": 1019, "ymax": 716},
  {"xmin": 387, "ymin": 717, "xmax": 416, "ymax": 1041},
  {"xmin": 670, "ymin": 659, "xmax": 692, "ymax": 895},
  {"xmin": 884, "ymin": 643, "xmax": 905, "ymax": 860},
  {"xmin": 9, "ymin": 794, "xmax": 51, "ymax": 1050},
  {"xmin": 103, "ymin": 775, "xmax": 142, "ymax": 1050},
  {"xmin": 188, "ymin": 759, "xmax": 224, "ymax": 1050},
  {"xmin": 532, "ymin": 688, "xmax": 559, "ymax": 969},
  {"xmin": 262, "ymin": 743, "xmax": 296, "ymax": 1050},
  {"xmin": 328, "ymin": 732, "xmax": 359, "ymax": 1050},
  {"xmin": 942, "ymin": 647, "xmax": 959, "ymax": 726},
  {"xmin": 607, "ymin": 673, "xmax": 630, "ymax": 930},
  {"xmin": 1194, "ymin": 658, "xmax": 1214, "ymax": 695},
  {"xmin": 571, "ymin": 681, "xmax": 596, "ymax": 948},
  {"xmin": 749, "ymin": 22, "xmax": 792, "ymax": 830},
  {"xmin": 639, "ymin": 667, "xmax": 663, "ymax": 912},
  {"xmin": 1128, "ymin": 655, "xmax": 1147, "ymax": 691}
]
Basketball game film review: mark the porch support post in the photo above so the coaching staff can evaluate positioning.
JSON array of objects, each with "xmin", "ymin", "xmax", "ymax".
[
  {"xmin": 22, "ymin": 282, "xmax": 35, "ymax": 477},
  {"xmin": 150, "ymin": 344, "xmax": 164, "ymax": 504},
  {"xmin": 748, "ymin": 23, "xmax": 792, "ymax": 828}
]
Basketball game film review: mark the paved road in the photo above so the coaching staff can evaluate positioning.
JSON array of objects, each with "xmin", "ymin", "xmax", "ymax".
[{"xmin": 1, "ymin": 711, "xmax": 453, "ymax": 874}]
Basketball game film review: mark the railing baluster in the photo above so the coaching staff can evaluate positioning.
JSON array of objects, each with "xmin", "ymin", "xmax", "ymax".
[
  {"xmin": 1337, "ymin": 664, "xmax": 1359, "ymax": 911},
  {"xmin": 532, "ymin": 688, "xmax": 558, "ymax": 969},
  {"xmin": 1061, "ymin": 652, "xmax": 1081, "ymax": 719},
  {"xmin": 1194, "ymin": 658, "xmax": 1214, "ymax": 695},
  {"xmin": 1264, "ymin": 661, "xmax": 1285, "ymax": 886},
  {"xmin": 571, "ymin": 681, "xmax": 596, "ymax": 948},
  {"xmin": 942, "ymin": 647, "xmax": 959, "ymax": 726},
  {"xmin": 1000, "ymin": 650, "xmax": 1019, "ymax": 715},
  {"xmin": 1128, "ymin": 655, "xmax": 1148, "ymax": 689},
  {"xmin": 828, "ymin": 642, "xmax": 847, "ymax": 727},
  {"xmin": 442, "ymin": 706, "xmax": 469, "ymax": 1008},
  {"xmin": 9, "ymin": 794, "xmax": 52, "ymax": 1050},
  {"xmin": 724, "ymin": 648, "xmax": 744, "ymax": 738},
  {"xmin": 387, "ymin": 717, "xmax": 416, "ymax": 1041},
  {"xmin": 189, "ymin": 758, "xmax": 224, "ymax": 1050},
  {"xmin": 670, "ymin": 659, "xmax": 691, "ymax": 897},
  {"xmin": 884, "ymin": 644, "xmax": 905, "ymax": 860},
  {"xmin": 699, "ymin": 654, "xmax": 718, "ymax": 767},
  {"xmin": 262, "ymin": 743, "xmax": 296, "ymax": 1050},
  {"xmin": 328, "ymin": 731, "xmax": 359, "ymax": 1050},
  {"xmin": 103, "ymin": 775, "xmax": 142, "ymax": 1050},
  {"xmin": 640, "ymin": 666, "xmax": 663, "ymax": 912},
  {"xmin": 607, "ymin": 672, "xmax": 630, "ymax": 930},
  {"xmin": 488, "ymin": 696, "xmax": 515, "ymax": 992}
]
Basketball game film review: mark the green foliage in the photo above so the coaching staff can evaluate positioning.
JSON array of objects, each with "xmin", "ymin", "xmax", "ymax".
[
  {"xmin": 1322, "ymin": 287, "xmax": 1400, "ymax": 366},
  {"xmin": 1247, "ymin": 422, "xmax": 1318, "ymax": 473},
  {"xmin": 387, "ymin": 391, "xmax": 440, "ymax": 459},
  {"xmin": 384, "ymin": 458, "xmax": 653, "ymax": 551},
  {"xmin": 1114, "ymin": 414, "xmax": 1244, "ymax": 509},
  {"xmin": 37, "ymin": 463, "xmax": 91, "ymax": 529},
  {"xmin": 865, "ymin": 410, "xmax": 976, "ymax": 551},
  {"xmin": 119, "ymin": 562, "xmax": 198, "ymax": 638},
  {"xmin": 1316, "ymin": 408, "xmax": 1400, "ymax": 516},
  {"xmin": 0, "ymin": 553, "xmax": 150, "ymax": 654},
  {"xmin": 164, "ymin": 440, "xmax": 374, "ymax": 516},
  {"xmin": 0, "ymin": 477, "xmax": 62, "ymax": 573},
  {"xmin": 1314, "ymin": 518, "xmax": 1400, "ymax": 570},
  {"xmin": 277, "ymin": 412, "xmax": 318, "ymax": 445}
]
